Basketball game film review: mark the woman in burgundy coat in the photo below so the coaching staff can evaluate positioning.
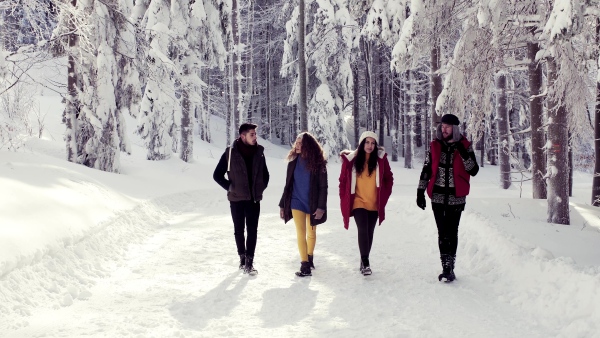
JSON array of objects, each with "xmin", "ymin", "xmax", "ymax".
[{"xmin": 339, "ymin": 131, "xmax": 393, "ymax": 275}]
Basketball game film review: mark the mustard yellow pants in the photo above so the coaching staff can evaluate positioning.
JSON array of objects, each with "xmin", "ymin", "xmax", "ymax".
[{"xmin": 292, "ymin": 209, "xmax": 316, "ymax": 262}]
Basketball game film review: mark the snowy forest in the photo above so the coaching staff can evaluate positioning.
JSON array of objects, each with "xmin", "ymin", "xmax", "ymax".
[{"xmin": 1, "ymin": 0, "xmax": 600, "ymax": 226}]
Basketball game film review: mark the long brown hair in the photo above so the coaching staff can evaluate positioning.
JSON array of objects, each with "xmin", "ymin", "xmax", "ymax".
[
  {"xmin": 286, "ymin": 132, "xmax": 327, "ymax": 173},
  {"xmin": 354, "ymin": 138, "xmax": 378, "ymax": 176}
]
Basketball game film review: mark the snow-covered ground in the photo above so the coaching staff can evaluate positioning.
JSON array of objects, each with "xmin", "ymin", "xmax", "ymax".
[{"xmin": 2, "ymin": 92, "xmax": 600, "ymax": 337}]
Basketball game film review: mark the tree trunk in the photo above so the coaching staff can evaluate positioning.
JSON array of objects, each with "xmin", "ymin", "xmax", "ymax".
[
  {"xmin": 232, "ymin": 0, "xmax": 241, "ymax": 127},
  {"xmin": 352, "ymin": 61, "xmax": 360, "ymax": 147},
  {"xmin": 362, "ymin": 38, "xmax": 373, "ymax": 131},
  {"xmin": 399, "ymin": 74, "xmax": 404, "ymax": 158},
  {"xmin": 180, "ymin": 64, "xmax": 192, "ymax": 162},
  {"xmin": 416, "ymin": 78, "xmax": 424, "ymax": 148},
  {"xmin": 404, "ymin": 70, "xmax": 412, "ymax": 168},
  {"xmin": 496, "ymin": 72, "xmax": 511, "ymax": 189},
  {"xmin": 65, "ymin": 0, "xmax": 78, "ymax": 163},
  {"xmin": 198, "ymin": 64, "xmax": 211, "ymax": 143},
  {"xmin": 265, "ymin": 29, "xmax": 272, "ymax": 140},
  {"xmin": 569, "ymin": 133, "xmax": 573, "ymax": 197},
  {"xmin": 298, "ymin": 0, "xmax": 307, "ymax": 132},
  {"xmin": 391, "ymin": 76, "xmax": 399, "ymax": 161},
  {"xmin": 592, "ymin": 18, "xmax": 600, "ymax": 206},
  {"xmin": 246, "ymin": 0, "xmax": 256, "ymax": 123},
  {"xmin": 528, "ymin": 41, "xmax": 547, "ymax": 199},
  {"xmin": 488, "ymin": 116, "xmax": 498, "ymax": 165},
  {"xmin": 480, "ymin": 129, "xmax": 485, "ymax": 167},
  {"xmin": 226, "ymin": 41, "xmax": 232, "ymax": 145},
  {"xmin": 430, "ymin": 43, "xmax": 442, "ymax": 141},
  {"xmin": 379, "ymin": 48, "xmax": 385, "ymax": 146},
  {"xmin": 546, "ymin": 57, "xmax": 570, "ymax": 225}
]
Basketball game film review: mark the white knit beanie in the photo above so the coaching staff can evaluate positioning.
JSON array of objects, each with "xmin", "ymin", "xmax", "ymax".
[{"xmin": 358, "ymin": 131, "xmax": 379, "ymax": 145}]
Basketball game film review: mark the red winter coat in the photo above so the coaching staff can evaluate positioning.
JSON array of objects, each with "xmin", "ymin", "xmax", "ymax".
[
  {"xmin": 427, "ymin": 138, "xmax": 472, "ymax": 198},
  {"xmin": 339, "ymin": 148, "xmax": 394, "ymax": 229}
]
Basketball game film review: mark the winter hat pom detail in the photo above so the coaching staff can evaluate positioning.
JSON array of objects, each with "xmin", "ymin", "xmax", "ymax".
[
  {"xmin": 359, "ymin": 131, "xmax": 378, "ymax": 145},
  {"xmin": 441, "ymin": 114, "xmax": 460, "ymax": 126}
]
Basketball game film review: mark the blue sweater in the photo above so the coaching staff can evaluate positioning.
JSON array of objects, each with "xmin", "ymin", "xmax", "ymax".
[{"xmin": 291, "ymin": 157, "xmax": 311, "ymax": 214}]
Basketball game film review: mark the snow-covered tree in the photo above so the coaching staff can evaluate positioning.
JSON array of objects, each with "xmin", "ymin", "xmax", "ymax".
[
  {"xmin": 136, "ymin": 0, "xmax": 176, "ymax": 161},
  {"xmin": 594, "ymin": 15, "xmax": 600, "ymax": 206},
  {"xmin": 539, "ymin": 0, "xmax": 593, "ymax": 224},
  {"xmin": 49, "ymin": 0, "xmax": 132, "ymax": 172},
  {"xmin": 170, "ymin": 0, "xmax": 227, "ymax": 162},
  {"xmin": 304, "ymin": 0, "xmax": 356, "ymax": 159},
  {"xmin": 0, "ymin": 0, "xmax": 57, "ymax": 151},
  {"xmin": 280, "ymin": 0, "xmax": 354, "ymax": 158}
]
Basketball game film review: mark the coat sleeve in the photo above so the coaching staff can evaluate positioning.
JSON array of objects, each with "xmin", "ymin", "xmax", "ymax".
[
  {"xmin": 458, "ymin": 143, "xmax": 479, "ymax": 177},
  {"xmin": 418, "ymin": 151, "xmax": 432, "ymax": 193},
  {"xmin": 382, "ymin": 157, "xmax": 393, "ymax": 200},
  {"xmin": 279, "ymin": 162, "xmax": 290, "ymax": 209},
  {"xmin": 213, "ymin": 150, "xmax": 230, "ymax": 191},
  {"xmin": 338, "ymin": 158, "xmax": 348, "ymax": 200},
  {"xmin": 317, "ymin": 167, "xmax": 328, "ymax": 210},
  {"xmin": 262, "ymin": 155, "xmax": 270, "ymax": 188}
]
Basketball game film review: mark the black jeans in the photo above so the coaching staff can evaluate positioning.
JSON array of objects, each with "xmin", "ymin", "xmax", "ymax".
[
  {"xmin": 230, "ymin": 200, "xmax": 260, "ymax": 257},
  {"xmin": 354, "ymin": 208, "xmax": 379, "ymax": 259},
  {"xmin": 432, "ymin": 204, "xmax": 463, "ymax": 256}
]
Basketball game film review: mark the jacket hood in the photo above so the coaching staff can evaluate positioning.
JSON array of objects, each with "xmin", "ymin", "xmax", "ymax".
[{"xmin": 340, "ymin": 147, "xmax": 386, "ymax": 162}]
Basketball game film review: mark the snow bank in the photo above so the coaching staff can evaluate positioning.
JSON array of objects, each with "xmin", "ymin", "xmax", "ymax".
[
  {"xmin": 461, "ymin": 211, "xmax": 600, "ymax": 337},
  {"xmin": 0, "ymin": 151, "xmax": 139, "ymax": 278}
]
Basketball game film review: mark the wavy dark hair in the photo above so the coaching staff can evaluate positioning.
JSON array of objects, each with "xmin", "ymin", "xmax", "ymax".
[
  {"xmin": 354, "ymin": 138, "xmax": 378, "ymax": 176},
  {"xmin": 286, "ymin": 132, "xmax": 327, "ymax": 173}
]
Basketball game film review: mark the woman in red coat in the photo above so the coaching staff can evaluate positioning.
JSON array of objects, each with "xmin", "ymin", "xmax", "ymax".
[{"xmin": 339, "ymin": 131, "xmax": 393, "ymax": 275}]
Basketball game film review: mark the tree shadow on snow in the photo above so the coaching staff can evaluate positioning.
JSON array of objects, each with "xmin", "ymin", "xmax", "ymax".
[
  {"xmin": 168, "ymin": 271, "xmax": 249, "ymax": 331},
  {"xmin": 258, "ymin": 279, "xmax": 318, "ymax": 328}
]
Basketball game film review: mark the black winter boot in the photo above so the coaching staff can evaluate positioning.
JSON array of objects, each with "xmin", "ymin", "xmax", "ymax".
[
  {"xmin": 308, "ymin": 254, "xmax": 315, "ymax": 269},
  {"xmin": 449, "ymin": 255, "xmax": 456, "ymax": 280},
  {"xmin": 244, "ymin": 256, "xmax": 257, "ymax": 275},
  {"xmin": 295, "ymin": 261, "xmax": 312, "ymax": 277},
  {"xmin": 360, "ymin": 257, "xmax": 372, "ymax": 276},
  {"xmin": 438, "ymin": 254, "xmax": 455, "ymax": 282},
  {"xmin": 239, "ymin": 254, "xmax": 245, "ymax": 270}
]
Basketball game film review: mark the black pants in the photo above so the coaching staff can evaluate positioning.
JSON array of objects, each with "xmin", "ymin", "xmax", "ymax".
[
  {"xmin": 230, "ymin": 200, "xmax": 260, "ymax": 257},
  {"xmin": 354, "ymin": 208, "xmax": 379, "ymax": 259},
  {"xmin": 432, "ymin": 204, "xmax": 463, "ymax": 256}
]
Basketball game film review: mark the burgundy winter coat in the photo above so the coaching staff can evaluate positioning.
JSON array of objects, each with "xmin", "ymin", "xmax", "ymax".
[
  {"xmin": 427, "ymin": 138, "xmax": 472, "ymax": 198},
  {"xmin": 339, "ymin": 147, "xmax": 394, "ymax": 229}
]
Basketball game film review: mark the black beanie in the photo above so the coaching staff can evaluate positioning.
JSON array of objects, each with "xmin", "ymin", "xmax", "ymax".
[{"xmin": 441, "ymin": 114, "xmax": 460, "ymax": 125}]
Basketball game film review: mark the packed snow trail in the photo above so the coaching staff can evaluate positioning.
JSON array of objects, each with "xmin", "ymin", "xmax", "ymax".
[{"xmin": 3, "ymin": 186, "xmax": 555, "ymax": 337}]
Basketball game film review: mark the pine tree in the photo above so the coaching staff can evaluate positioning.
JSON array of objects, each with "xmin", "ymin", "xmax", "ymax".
[{"xmin": 137, "ymin": 0, "xmax": 176, "ymax": 160}]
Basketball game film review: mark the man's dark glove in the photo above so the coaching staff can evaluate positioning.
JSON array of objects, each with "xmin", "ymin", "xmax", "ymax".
[
  {"xmin": 455, "ymin": 141, "xmax": 469, "ymax": 159},
  {"xmin": 416, "ymin": 190, "xmax": 426, "ymax": 210}
]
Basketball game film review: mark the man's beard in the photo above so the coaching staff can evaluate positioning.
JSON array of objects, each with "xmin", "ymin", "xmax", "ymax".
[{"xmin": 443, "ymin": 134, "xmax": 453, "ymax": 141}]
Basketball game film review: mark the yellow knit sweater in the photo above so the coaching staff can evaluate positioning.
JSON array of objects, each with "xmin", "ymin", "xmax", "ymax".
[{"xmin": 353, "ymin": 153, "xmax": 378, "ymax": 211}]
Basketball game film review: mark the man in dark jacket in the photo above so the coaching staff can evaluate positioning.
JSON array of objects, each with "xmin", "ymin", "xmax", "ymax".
[
  {"xmin": 416, "ymin": 114, "xmax": 479, "ymax": 282},
  {"xmin": 213, "ymin": 123, "xmax": 270, "ymax": 275}
]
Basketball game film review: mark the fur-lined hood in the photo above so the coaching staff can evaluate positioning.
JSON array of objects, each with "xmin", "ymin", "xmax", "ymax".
[{"xmin": 340, "ymin": 147, "xmax": 386, "ymax": 162}]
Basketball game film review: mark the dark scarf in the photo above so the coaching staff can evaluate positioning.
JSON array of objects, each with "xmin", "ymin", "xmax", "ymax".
[
  {"xmin": 236, "ymin": 138, "xmax": 258, "ymax": 196},
  {"xmin": 236, "ymin": 138, "xmax": 258, "ymax": 161}
]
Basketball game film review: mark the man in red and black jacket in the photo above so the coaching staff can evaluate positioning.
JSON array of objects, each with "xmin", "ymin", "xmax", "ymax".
[{"xmin": 416, "ymin": 114, "xmax": 479, "ymax": 282}]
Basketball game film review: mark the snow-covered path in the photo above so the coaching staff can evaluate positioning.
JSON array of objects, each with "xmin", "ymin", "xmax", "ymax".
[{"xmin": 4, "ymin": 186, "xmax": 554, "ymax": 337}]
